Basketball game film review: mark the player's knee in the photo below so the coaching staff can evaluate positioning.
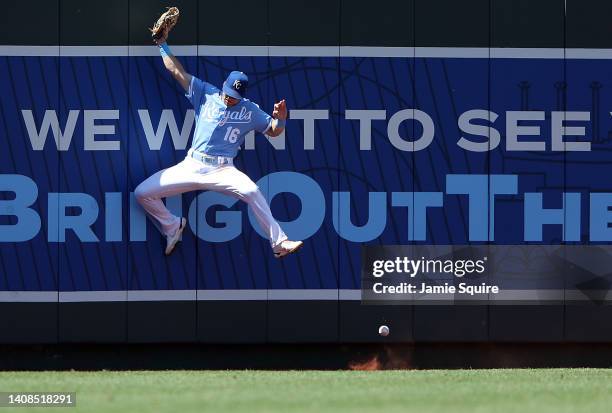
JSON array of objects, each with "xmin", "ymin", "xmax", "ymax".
[
  {"xmin": 134, "ymin": 184, "xmax": 149, "ymax": 204},
  {"xmin": 241, "ymin": 184, "xmax": 260, "ymax": 202}
]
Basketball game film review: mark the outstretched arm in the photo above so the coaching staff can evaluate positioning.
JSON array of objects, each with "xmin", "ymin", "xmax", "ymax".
[
  {"xmin": 154, "ymin": 29, "xmax": 192, "ymax": 92},
  {"xmin": 267, "ymin": 99, "xmax": 287, "ymax": 138}
]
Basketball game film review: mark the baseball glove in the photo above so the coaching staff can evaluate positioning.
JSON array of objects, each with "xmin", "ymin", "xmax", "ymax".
[{"xmin": 150, "ymin": 7, "xmax": 180, "ymax": 41}]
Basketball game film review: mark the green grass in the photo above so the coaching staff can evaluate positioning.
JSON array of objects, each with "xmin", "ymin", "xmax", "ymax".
[{"xmin": 0, "ymin": 369, "xmax": 611, "ymax": 413}]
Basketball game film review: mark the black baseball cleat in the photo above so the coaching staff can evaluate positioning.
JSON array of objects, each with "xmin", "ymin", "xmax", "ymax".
[
  {"xmin": 165, "ymin": 217, "xmax": 187, "ymax": 256},
  {"xmin": 273, "ymin": 240, "xmax": 304, "ymax": 259}
]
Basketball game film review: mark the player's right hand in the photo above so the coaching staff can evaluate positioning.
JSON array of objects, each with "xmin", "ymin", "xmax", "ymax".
[{"xmin": 272, "ymin": 99, "xmax": 287, "ymax": 120}]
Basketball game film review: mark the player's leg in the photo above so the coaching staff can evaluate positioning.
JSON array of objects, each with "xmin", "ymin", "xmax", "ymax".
[
  {"xmin": 134, "ymin": 157, "xmax": 202, "ymax": 253},
  {"xmin": 198, "ymin": 166, "xmax": 287, "ymax": 247},
  {"xmin": 197, "ymin": 166, "xmax": 302, "ymax": 257},
  {"xmin": 240, "ymin": 183, "xmax": 288, "ymax": 249}
]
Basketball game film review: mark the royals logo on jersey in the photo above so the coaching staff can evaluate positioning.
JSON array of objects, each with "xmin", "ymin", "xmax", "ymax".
[
  {"xmin": 185, "ymin": 76, "xmax": 272, "ymax": 157},
  {"xmin": 201, "ymin": 101, "xmax": 253, "ymax": 126}
]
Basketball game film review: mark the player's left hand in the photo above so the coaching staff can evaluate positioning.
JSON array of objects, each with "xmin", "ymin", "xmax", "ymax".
[
  {"xmin": 153, "ymin": 27, "xmax": 169, "ymax": 45},
  {"xmin": 272, "ymin": 99, "xmax": 287, "ymax": 120}
]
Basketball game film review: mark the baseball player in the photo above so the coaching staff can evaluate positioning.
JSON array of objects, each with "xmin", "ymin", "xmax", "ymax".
[{"xmin": 135, "ymin": 8, "xmax": 303, "ymax": 258}]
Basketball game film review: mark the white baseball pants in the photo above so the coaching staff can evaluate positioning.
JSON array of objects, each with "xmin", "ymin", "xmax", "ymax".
[{"xmin": 134, "ymin": 154, "xmax": 288, "ymax": 249}]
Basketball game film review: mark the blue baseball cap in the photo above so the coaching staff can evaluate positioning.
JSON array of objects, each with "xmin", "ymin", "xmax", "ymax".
[{"xmin": 222, "ymin": 71, "xmax": 248, "ymax": 100}]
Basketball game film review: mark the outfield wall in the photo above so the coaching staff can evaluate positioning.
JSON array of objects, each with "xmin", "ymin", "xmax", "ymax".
[{"xmin": 1, "ymin": 0, "xmax": 612, "ymax": 343}]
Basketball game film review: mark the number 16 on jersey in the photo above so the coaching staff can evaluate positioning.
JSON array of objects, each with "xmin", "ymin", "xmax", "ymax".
[{"xmin": 224, "ymin": 126, "xmax": 240, "ymax": 143}]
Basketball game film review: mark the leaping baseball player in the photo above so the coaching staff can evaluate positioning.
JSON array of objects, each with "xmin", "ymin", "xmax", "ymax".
[{"xmin": 135, "ymin": 7, "xmax": 303, "ymax": 258}]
